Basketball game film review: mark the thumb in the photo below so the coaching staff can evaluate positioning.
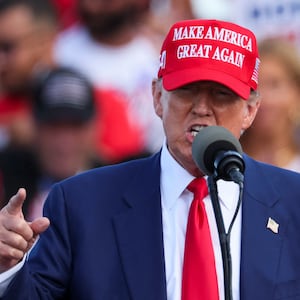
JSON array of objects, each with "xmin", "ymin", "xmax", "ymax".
[
  {"xmin": 30, "ymin": 217, "xmax": 50, "ymax": 236},
  {"xmin": 5, "ymin": 188, "xmax": 26, "ymax": 216}
]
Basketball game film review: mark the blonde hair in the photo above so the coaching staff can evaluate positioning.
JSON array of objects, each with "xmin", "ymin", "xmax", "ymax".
[{"xmin": 258, "ymin": 38, "xmax": 300, "ymax": 86}]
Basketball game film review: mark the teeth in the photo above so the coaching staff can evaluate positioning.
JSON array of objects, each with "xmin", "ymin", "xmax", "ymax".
[
  {"xmin": 192, "ymin": 125, "xmax": 204, "ymax": 131},
  {"xmin": 190, "ymin": 125, "xmax": 204, "ymax": 136}
]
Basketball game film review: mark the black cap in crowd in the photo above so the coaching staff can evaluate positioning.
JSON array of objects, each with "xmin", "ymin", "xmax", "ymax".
[{"xmin": 33, "ymin": 67, "xmax": 95, "ymax": 123}]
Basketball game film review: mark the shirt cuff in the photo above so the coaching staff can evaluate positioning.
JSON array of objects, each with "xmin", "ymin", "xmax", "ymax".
[{"xmin": 0, "ymin": 255, "xmax": 26, "ymax": 297}]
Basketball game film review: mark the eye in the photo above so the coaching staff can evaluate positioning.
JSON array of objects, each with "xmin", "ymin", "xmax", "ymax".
[
  {"xmin": 214, "ymin": 88, "xmax": 233, "ymax": 96},
  {"xmin": 178, "ymin": 84, "xmax": 195, "ymax": 90},
  {"xmin": 211, "ymin": 88, "xmax": 238, "ymax": 100},
  {"xmin": 0, "ymin": 41, "xmax": 16, "ymax": 53},
  {"xmin": 176, "ymin": 84, "xmax": 200, "ymax": 95}
]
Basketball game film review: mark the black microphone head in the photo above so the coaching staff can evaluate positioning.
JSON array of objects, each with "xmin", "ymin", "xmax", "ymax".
[{"xmin": 192, "ymin": 126, "xmax": 243, "ymax": 176}]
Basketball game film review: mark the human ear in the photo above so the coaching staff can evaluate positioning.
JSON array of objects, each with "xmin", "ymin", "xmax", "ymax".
[
  {"xmin": 241, "ymin": 95, "xmax": 261, "ymax": 130},
  {"xmin": 152, "ymin": 79, "xmax": 163, "ymax": 119}
]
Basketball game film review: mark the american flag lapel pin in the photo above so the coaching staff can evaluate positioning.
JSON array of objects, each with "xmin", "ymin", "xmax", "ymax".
[{"xmin": 267, "ymin": 217, "xmax": 279, "ymax": 234}]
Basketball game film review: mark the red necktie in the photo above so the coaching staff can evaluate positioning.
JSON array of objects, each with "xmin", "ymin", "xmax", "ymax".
[{"xmin": 182, "ymin": 177, "xmax": 219, "ymax": 300}]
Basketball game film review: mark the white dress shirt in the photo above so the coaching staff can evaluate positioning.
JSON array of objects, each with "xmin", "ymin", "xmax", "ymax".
[
  {"xmin": 0, "ymin": 255, "xmax": 26, "ymax": 296},
  {"xmin": 160, "ymin": 143, "xmax": 241, "ymax": 300}
]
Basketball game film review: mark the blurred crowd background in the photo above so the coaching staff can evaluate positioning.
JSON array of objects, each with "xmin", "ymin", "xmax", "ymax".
[{"xmin": 0, "ymin": 0, "xmax": 300, "ymax": 219}]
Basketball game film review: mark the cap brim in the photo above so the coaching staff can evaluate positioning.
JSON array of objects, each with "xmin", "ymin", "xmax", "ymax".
[
  {"xmin": 162, "ymin": 67, "xmax": 251, "ymax": 100},
  {"xmin": 35, "ymin": 107, "xmax": 94, "ymax": 123}
]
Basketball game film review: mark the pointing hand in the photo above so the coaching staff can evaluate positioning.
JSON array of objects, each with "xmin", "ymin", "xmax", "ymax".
[{"xmin": 0, "ymin": 188, "xmax": 50, "ymax": 273}]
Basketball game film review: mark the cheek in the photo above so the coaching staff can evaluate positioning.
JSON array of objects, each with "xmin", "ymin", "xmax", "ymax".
[
  {"xmin": 162, "ymin": 102, "xmax": 186, "ymax": 125},
  {"xmin": 216, "ymin": 105, "xmax": 241, "ymax": 122},
  {"xmin": 215, "ymin": 105, "xmax": 249, "ymax": 137},
  {"xmin": 9, "ymin": 50, "xmax": 36, "ymax": 79},
  {"xmin": 160, "ymin": 104, "xmax": 175, "ymax": 129}
]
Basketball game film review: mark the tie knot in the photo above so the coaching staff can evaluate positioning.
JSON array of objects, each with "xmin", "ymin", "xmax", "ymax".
[{"xmin": 187, "ymin": 177, "xmax": 208, "ymax": 200}]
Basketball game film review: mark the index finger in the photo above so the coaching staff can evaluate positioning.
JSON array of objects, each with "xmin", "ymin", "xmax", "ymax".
[{"xmin": 5, "ymin": 188, "xmax": 26, "ymax": 216}]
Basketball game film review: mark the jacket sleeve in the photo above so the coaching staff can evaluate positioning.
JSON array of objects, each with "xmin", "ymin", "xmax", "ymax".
[{"xmin": 1, "ymin": 183, "xmax": 71, "ymax": 300}]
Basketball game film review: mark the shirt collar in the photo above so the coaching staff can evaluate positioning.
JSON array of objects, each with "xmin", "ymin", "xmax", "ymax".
[
  {"xmin": 160, "ymin": 141, "xmax": 194, "ymax": 210},
  {"xmin": 217, "ymin": 179, "xmax": 240, "ymax": 211},
  {"xmin": 160, "ymin": 140, "xmax": 239, "ymax": 211}
]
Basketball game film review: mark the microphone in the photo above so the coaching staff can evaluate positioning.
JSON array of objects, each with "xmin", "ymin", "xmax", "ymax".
[{"xmin": 192, "ymin": 126, "xmax": 245, "ymax": 184}]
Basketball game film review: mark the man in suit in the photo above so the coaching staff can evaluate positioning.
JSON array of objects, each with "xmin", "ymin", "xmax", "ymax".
[{"xmin": 0, "ymin": 19, "xmax": 299, "ymax": 300}]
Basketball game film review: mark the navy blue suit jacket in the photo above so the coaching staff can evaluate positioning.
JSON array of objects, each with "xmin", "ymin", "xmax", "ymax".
[{"xmin": 2, "ymin": 152, "xmax": 300, "ymax": 299}]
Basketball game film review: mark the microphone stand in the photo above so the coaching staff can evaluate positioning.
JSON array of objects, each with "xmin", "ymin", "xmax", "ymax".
[{"xmin": 207, "ymin": 175, "xmax": 244, "ymax": 300}]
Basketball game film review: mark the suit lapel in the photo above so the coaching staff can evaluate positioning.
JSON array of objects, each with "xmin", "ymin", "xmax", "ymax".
[
  {"xmin": 113, "ymin": 153, "xmax": 167, "ymax": 300},
  {"xmin": 240, "ymin": 156, "xmax": 288, "ymax": 299}
]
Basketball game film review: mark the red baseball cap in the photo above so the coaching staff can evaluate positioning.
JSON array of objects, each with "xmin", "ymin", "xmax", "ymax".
[{"xmin": 158, "ymin": 19, "xmax": 260, "ymax": 99}]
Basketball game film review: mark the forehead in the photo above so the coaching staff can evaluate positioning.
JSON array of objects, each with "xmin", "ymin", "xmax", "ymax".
[{"xmin": 0, "ymin": 5, "xmax": 35, "ymax": 36}]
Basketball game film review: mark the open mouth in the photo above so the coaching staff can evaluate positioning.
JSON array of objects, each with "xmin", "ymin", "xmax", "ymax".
[{"xmin": 190, "ymin": 125, "xmax": 206, "ymax": 137}]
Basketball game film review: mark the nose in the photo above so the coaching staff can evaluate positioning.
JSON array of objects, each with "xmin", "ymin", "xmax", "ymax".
[{"xmin": 191, "ymin": 90, "xmax": 212, "ymax": 116}]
